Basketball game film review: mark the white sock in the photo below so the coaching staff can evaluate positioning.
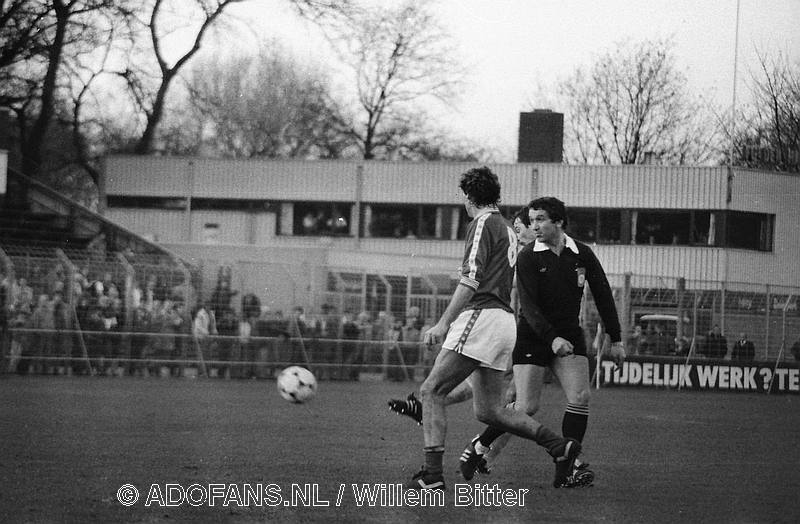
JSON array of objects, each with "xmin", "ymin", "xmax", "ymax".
[{"xmin": 475, "ymin": 441, "xmax": 491, "ymax": 455}]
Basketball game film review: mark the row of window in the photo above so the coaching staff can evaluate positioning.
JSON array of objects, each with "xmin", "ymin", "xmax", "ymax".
[
  {"xmin": 569, "ymin": 208, "xmax": 774, "ymax": 251},
  {"xmin": 106, "ymin": 197, "xmax": 775, "ymax": 252},
  {"xmin": 291, "ymin": 202, "xmax": 774, "ymax": 252}
]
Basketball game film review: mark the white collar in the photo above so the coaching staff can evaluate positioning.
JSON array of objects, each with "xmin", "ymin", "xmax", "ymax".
[{"xmin": 533, "ymin": 233, "xmax": 580, "ymax": 254}]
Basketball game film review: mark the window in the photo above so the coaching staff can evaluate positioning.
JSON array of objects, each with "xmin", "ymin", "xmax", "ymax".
[
  {"xmin": 293, "ymin": 202, "xmax": 352, "ymax": 236},
  {"xmin": 191, "ymin": 199, "xmax": 272, "ymax": 211},
  {"xmin": 106, "ymin": 196, "xmax": 186, "ymax": 209},
  {"xmin": 567, "ymin": 208, "xmax": 623, "ymax": 244},
  {"xmin": 598, "ymin": 210, "xmax": 622, "ymax": 243},
  {"xmin": 691, "ymin": 211, "xmax": 713, "ymax": 246},
  {"xmin": 633, "ymin": 211, "xmax": 692, "ymax": 245},
  {"xmin": 368, "ymin": 204, "xmax": 438, "ymax": 239},
  {"xmin": 569, "ymin": 209, "xmax": 598, "ymax": 243},
  {"xmin": 456, "ymin": 207, "xmax": 470, "ymax": 240},
  {"xmin": 726, "ymin": 212, "xmax": 774, "ymax": 251}
]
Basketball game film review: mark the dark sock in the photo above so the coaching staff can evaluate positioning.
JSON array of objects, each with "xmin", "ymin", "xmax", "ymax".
[
  {"xmin": 534, "ymin": 425, "xmax": 563, "ymax": 455},
  {"xmin": 478, "ymin": 426, "xmax": 505, "ymax": 447},
  {"xmin": 424, "ymin": 446, "xmax": 444, "ymax": 474},
  {"xmin": 562, "ymin": 403, "xmax": 589, "ymax": 442},
  {"xmin": 477, "ymin": 401, "xmax": 518, "ymax": 447}
]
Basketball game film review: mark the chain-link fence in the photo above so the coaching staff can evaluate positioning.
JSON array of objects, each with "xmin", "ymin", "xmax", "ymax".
[
  {"xmin": 3, "ymin": 243, "xmax": 799, "ymax": 378},
  {"xmin": 606, "ymin": 275, "xmax": 799, "ymax": 362},
  {"xmin": 2, "ymin": 322, "xmax": 431, "ymax": 382}
]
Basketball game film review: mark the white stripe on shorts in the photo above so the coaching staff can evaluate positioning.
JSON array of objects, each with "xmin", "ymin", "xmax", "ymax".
[
  {"xmin": 443, "ymin": 308, "xmax": 516, "ymax": 371},
  {"xmin": 452, "ymin": 309, "xmax": 482, "ymax": 354}
]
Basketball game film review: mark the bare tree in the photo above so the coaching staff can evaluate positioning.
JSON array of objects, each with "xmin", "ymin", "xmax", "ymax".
[
  {"xmin": 0, "ymin": 0, "xmax": 129, "ymax": 181},
  {"xmin": 0, "ymin": 1, "xmax": 51, "ymax": 73},
  {"xmin": 732, "ymin": 50, "xmax": 800, "ymax": 171},
  {"xmin": 110, "ymin": 0, "xmax": 244, "ymax": 154},
  {"xmin": 559, "ymin": 38, "xmax": 720, "ymax": 165},
  {"xmin": 172, "ymin": 43, "xmax": 351, "ymax": 158},
  {"xmin": 109, "ymin": 0, "xmax": 355, "ymax": 155},
  {"xmin": 388, "ymin": 128, "xmax": 496, "ymax": 162},
  {"xmin": 0, "ymin": 0, "xmax": 354, "ymax": 200},
  {"xmin": 329, "ymin": 0, "xmax": 463, "ymax": 160}
]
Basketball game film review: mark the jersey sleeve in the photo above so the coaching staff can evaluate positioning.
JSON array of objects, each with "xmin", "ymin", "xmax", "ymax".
[
  {"xmin": 459, "ymin": 217, "xmax": 492, "ymax": 290},
  {"xmin": 583, "ymin": 246, "xmax": 622, "ymax": 343},
  {"xmin": 516, "ymin": 248, "xmax": 558, "ymax": 346}
]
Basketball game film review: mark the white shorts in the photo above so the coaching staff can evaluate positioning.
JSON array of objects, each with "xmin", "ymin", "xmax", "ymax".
[{"xmin": 442, "ymin": 309, "xmax": 517, "ymax": 371}]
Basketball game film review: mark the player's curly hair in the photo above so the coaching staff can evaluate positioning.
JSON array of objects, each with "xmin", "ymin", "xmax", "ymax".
[
  {"xmin": 529, "ymin": 196, "xmax": 569, "ymax": 228},
  {"xmin": 459, "ymin": 166, "xmax": 501, "ymax": 208}
]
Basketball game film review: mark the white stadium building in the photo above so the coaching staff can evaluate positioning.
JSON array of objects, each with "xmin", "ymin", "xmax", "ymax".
[{"xmin": 101, "ymin": 155, "xmax": 800, "ymax": 360}]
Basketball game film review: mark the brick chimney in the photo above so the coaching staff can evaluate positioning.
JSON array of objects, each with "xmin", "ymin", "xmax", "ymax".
[{"xmin": 517, "ymin": 110, "xmax": 563, "ymax": 163}]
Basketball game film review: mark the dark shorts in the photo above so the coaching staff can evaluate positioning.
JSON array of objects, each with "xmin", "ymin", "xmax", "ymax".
[{"xmin": 512, "ymin": 320, "xmax": 587, "ymax": 367}]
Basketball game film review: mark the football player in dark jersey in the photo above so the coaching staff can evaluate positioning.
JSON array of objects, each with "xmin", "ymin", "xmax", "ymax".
[{"xmin": 459, "ymin": 196, "xmax": 626, "ymax": 488}]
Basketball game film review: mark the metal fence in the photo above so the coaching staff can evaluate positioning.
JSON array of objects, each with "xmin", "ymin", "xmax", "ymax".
[
  {"xmin": 319, "ymin": 270, "xmax": 799, "ymax": 363},
  {"xmin": 2, "ymin": 243, "xmax": 799, "ymax": 377},
  {"xmin": 606, "ymin": 274, "xmax": 799, "ymax": 362},
  {"xmin": 2, "ymin": 324, "xmax": 431, "ymax": 382}
]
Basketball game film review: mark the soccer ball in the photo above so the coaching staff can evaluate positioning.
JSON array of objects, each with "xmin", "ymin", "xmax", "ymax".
[{"xmin": 277, "ymin": 366, "xmax": 317, "ymax": 403}]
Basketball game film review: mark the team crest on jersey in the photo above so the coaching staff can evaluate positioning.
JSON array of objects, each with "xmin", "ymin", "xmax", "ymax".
[{"xmin": 576, "ymin": 267, "xmax": 586, "ymax": 287}]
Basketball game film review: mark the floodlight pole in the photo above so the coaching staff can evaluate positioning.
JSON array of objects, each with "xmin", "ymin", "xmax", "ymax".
[
  {"xmin": 722, "ymin": 0, "xmax": 741, "ymax": 335},
  {"xmin": 729, "ymin": 0, "xmax": 741, "ymax": 168}
]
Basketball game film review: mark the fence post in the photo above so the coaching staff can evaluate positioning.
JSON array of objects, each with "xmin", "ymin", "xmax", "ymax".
[
  {"xmin": 421, "ymin": 274, "xmax": 439, "ymax": 327},
  {"xmin": 0, "ymin": 246, "xmax": 14, "ymax": 369},
  {"xmin": 54, "ymin": 249, "xmax": 76, "ymax": 306},
  {"xmin": 332, "ymin": 272, "xmax": 346, "ymax": 314},
  {"xmin": 768, "ymin": 294, "xmax": 794, "ymax": 394},
  {"xmin": 171, "ymin": 256, "xmax": 202, "ymax": 374},
  {"xmin": 57, "ymin": 250, "xmax": 93, "ymax": 375},
  {"xmin": 679, "ymin": 292, "xmax": 702, "ymax": 391},
  {"xmin": 765, "ymin": 284, "xmax": 771, "ymax": 360},
  {"xmin": 620, "ymin": 272, "xmax": 632, "ymax": 350},
  {"xmin": 676, "ymin": 277, "xmax": 686, "ymax": 344},
  {"xmin": 406, "ymin": 273, "xmax": 412, "ymax": 320},
  {"xmin": 720, "ymin": 281, "xmax": 727, "ymax": 336},
  {"xmin": 55, "ymin": 251, "xmax": 80, "ymax": 370},
  {"xmin": 0, "ymin": 246, "xmax": 15, "ymax": 310},
  {"xmin": 116, "ymin": 252, "xmax": 135, "ymax": 369},
  {"xmin": 378, "ymin": 274, "xmax": 392, "ymax": 315},
  {"xmin": 361, "ymin": 273, "xmax": 368, "ymax": 314}
]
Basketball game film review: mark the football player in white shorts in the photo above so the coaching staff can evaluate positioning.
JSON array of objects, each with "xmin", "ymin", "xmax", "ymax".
[{"xmin": 404, "ymin": 168, "xmax": 581, "ymax": 491}]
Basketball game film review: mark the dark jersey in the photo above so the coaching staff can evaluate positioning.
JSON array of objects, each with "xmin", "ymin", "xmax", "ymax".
[
  {"xmin": 516, "ymin": 235, "xmax": 621, "ymax": 344},
  {"xmin": 459, "ymin": 210, "xmax": 517, "ymax": 312}
]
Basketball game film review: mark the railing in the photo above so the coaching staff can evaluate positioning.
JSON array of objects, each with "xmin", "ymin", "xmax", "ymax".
[
  {"xmin": 1, "ymin": 329, "xmax": 431, "ymax": 381},
  {"xmin": 2, "ymin": 242, "xmax": 798, "ymax": 367}
]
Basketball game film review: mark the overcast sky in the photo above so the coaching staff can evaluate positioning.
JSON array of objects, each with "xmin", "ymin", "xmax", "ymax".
[{"xmin": 217, "ymin": 0, "xmax": 800, "ymax": 161}]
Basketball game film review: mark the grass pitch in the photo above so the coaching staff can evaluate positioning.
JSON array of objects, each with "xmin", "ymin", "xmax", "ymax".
[{"xmin": 1, "ymin": 375, "xmax": 798, "ymax": 523}]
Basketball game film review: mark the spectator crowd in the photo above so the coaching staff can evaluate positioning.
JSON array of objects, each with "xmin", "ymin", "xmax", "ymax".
[
  {"xmin": 3, "ymin": 263, "xmax": 799, "ymax": 378},
  {"xmin": 1, "ymin": 264, "xmax": 434, "ymax": 379}
]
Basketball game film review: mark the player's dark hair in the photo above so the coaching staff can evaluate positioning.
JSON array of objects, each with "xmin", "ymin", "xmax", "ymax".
[
  {"xmin": 529, "ymin": 196, "xmax": 568, "ymax": 228},
  {"xmin": 459, "ymin": 166, "xmax": 501, "ymax": 208},
  {"xmin": 513, "ymin": 206, "xmax": 530, "ymax": 227}
]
